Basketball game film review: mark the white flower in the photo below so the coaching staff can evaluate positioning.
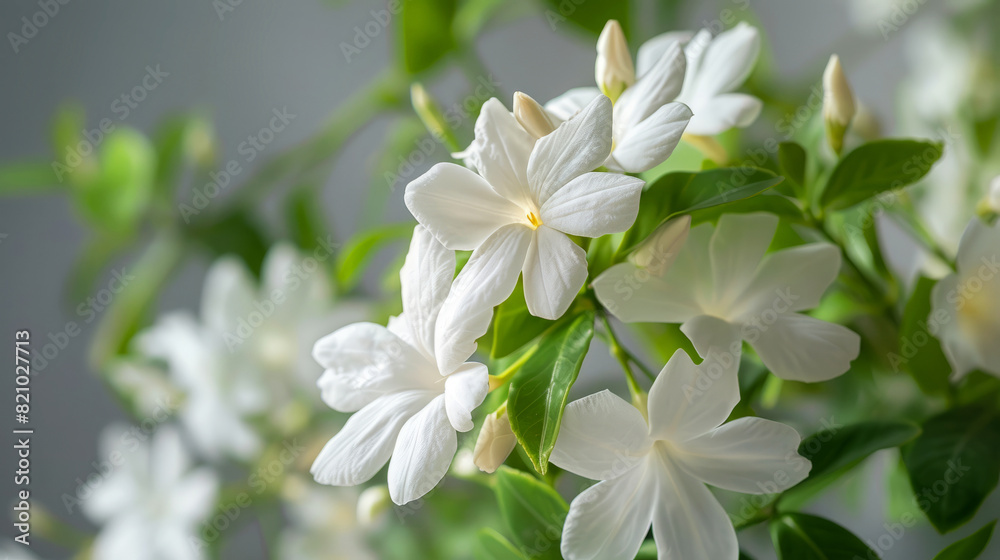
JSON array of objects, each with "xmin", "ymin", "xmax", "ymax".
[
  {"xmin": 545, "ymin": 21, "xmax": 692, "ymax": 173},
  {"xmin": 931, "ymin": 218, "xmax": 1000, "ymax": 379},
  {"xmin": 551, "ymin": 349, "xmax": 809, "ymax": 560},
  {"xmin": 594, "ymin": 212, "xmax": 861, "ymax": 382},
  {"xmin": 82, "ymin": 426, "xmax": 218, "ymax": 560},
  {"xmin": 310, "ymin": 226, "xmax": 489, "ymax": 505},
  {"xmin": 278, "ymin": 476, "xmax": 378, "ymax": 560},
  {"xmin": 406, "ymin": 95, "xmax": 644, "ymax": 324}
]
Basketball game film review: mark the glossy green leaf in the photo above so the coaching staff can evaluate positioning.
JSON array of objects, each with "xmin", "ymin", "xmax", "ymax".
[
  {"xmin": 905, "ymin": 406, "xmax": 1000, "ymax": 533},
  {"xmin": 335, "ymin": 222, "xmax": 415, "ymax": 290},
  {"xmin": 491, "ymin": 278, "xmax": 555, "ymax": 359},
  {"xmin": 898, "ymin": 276, "xmax": 952, "ymax": 395},
  {"xmin": 508, "ymin": 311, "xmax": 595, "ymax": 474},
  {"xmin": 770, "ymin": 512, "xmax": 877, "ymax": 560},
  {"xmin": 933, "ymin": 520, "xmax": 997, "ymax": 560},
  {"xmin": 493, "ymin": 467, "xmax": 568, "ymax": 560},
  {"xmin": 475, "ymin": 528, "xmax": 528, "ymax": 560},
  {"xmin": 819, "ymin": 139, "xmax": 943, "ymax": 211},
  {"xmin": 618, "ymin": 167, "xmax": 784, "ymax": 256},
  {"xmin": 398, "ymin": 0, "xmax": 458, "ymax": 74},
  {"xmin": 778, "ymin": 141, "xmax": 807, "ymax": 195}
]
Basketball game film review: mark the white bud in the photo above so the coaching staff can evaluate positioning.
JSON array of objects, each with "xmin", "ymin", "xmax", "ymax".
[
  {"xmin": 513, "ymin": 91, "xmax": 559, "ymax": 139},
  {"xmin": 595, "ymin": 20, "xmax": 634, "ymax": 102},
  {"xmin": 823, "ymin": 55, "xmax": 856, "ymax": 155},
  {"xmin": 356, "ymin": 486, "xmax": 392, "ymax": 528},
  {"xmin": 473, "ymin": 409, "xmax": 517, "ymax": 474},
  {"xmin": 629, "ymin": 215, "xmax": 691, "ymax": 272}
]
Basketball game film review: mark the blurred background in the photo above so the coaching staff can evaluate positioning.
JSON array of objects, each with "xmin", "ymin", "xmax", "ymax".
[{"xmin": 2, "ymin": 0, "xmax": 999, "ymax": 558}]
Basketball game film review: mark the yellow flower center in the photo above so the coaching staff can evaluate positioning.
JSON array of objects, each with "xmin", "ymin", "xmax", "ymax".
[{"xmin": 527, "ymin": 212, "xmax": 543, "ymax": 229}]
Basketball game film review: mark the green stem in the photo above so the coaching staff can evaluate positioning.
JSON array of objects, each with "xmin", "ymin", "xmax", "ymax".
[{"xmin": 598, "ymin": 314, "xmax": 645, "ymax": 399}]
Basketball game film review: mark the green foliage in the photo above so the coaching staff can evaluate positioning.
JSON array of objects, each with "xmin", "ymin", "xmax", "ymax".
[
  {"xmin": 335, "ymin": 222, "xmax": 415, "ymax": 291},
  {"xmin": 777, "ymin": 141, "xmax": 807, "ymax": 197},
  {"xmin": 475, "ymin": 528, "xmax": 528, "ymax": 560},
  {"xmin": 0, "ymin": 161, "xmax": 61, "ymax": 195},
  {"xmin": 493, "ymin": 467, "xmax": 568, "ymax": 560},
  {"xmin": 933, "ymin": 520, "xmax": 997, "ymax": 560},
  {"xmin": 818, "ymin": 139, "xmax": 944, "ymax": 211},
  {"xmin": 770, "ymin": 512, "xmax": 877, "ymax": 560},
  {"xmin": 904, "ymin": 406, "xmax": 1000, "ymax": 533},
  {"xmin": 541, "ymin": 0, "xmax": 631, "ymax": 38},
  {"xmin": 507, "ymin": 311, "xmax": 595, "ymax": 474},
  {"xmin": 398, "ymin": 0, "xmax": 459, "ymax": 74},
  {"xmin": 187, "ymin": 210, "xmax": 271, "ymax": 276},
  {"xmin": 898, "ymin": 276, "xmax": 953, "ymax": 396}
]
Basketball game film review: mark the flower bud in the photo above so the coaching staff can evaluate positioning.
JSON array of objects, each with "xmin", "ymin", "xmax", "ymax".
[
  {"xmin": 595, "ymin": 20, "xmax": 634, "ymax": 103},
  {"xmin": 823, "ymin": 55, "xmax": 856, "ymax": 155},
  {"xmin": 978, "ymin": 175, "xmax": 1000, "ymax": 219},
  {"xmin": 473, "ymin": 409, "xmax": 517, "ymax": 474},
  {"xmin": 411, "ymin": 83, "xmax": 459, "ymax": 151},
  {"xmin": 629, "ymin": 215, "xmax": 691, "ymax": 272},
  {"xmin": 357, "ymin": 485, "xmax": 392, "ymax": 528},
  {"xmin": 514, "ymin": 92, "xmax": 559, "ymax": 139}
]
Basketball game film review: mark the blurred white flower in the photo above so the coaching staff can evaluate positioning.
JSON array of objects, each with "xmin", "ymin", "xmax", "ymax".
[
  {"xmin": 0, "ymin": 542, "xmax": 43, "ymax": 560},
  {"xmin": 552, "ymin": 350, "xmax": 808, "ymax": 560},
  {"xmin": 311, "ymin": 226, "xmax": 489, "ymax": 505},
  {"xmin": 279, "ymin": 476, "xmax": 378, "ymax": 560},
  {"xmin": 594, "ymin": 213, "xmax": 860, "ymax": 382},
  {"xmin": 407, "ymin": 95, "xmax": 644, "ymax": 322},
  {"xmin": 984, "ymin": 175, "xmax": 1000, "ymax": 215},
  {"xmin": 82, "ymin": 426, "xmax": 218, "ymax": 560},
  {"xmin": 931, "ymin": 218, "xmax": 1000, "ymax": 379}
]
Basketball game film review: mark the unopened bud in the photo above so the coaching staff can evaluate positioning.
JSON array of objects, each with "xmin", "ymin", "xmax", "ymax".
[
  {"xmin": 978, "ymin": 176, "xmax": 1000, "ymax": 219},
  {"xmin": 595, "ymin": 20, "xmax": 634, "ymax": 102},
  {"xmin": 411, "ymin": 83, "xmax": 459, "ymax": 151},
  {"xmin": 473, "ymin": 409, "xmax": 517, "ymax": 474},
  {"xmin": 357, "ymin": 486, "xmax": 392, "ymax": 528},
  {"xmin": 514, "ymin": 92, "xmax": 560, "ymax": 139},
  {"xmin": 823, "ymin": 55, "xmax": 856, "ymax": 155},
  {"xmin": 630, "ymin": 215, "xmax": 691, "ymax": 271}
]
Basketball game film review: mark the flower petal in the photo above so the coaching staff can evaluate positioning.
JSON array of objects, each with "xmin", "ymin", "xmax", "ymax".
[
  {"xmin": 709, "ymin": 212, "xmax": 778, "ymax": 311},
  {"xmin": 400, "ymin": 226, "xmax": 457, "ymax": 359},
  {"xmin": 613, "ymin": 41, "xmax": 686, "ymax": 135},
  {"xmin": 685, "ymin": 92, "xmax": 763, "ymax": 136},
  {"xmin": 544, "ymin": 87, "xmax": 601, "ymax": 121},
  {"xmin": 444, "ymin": 362, "xmax": 490, "ymax": 432},
  {"xmin": 561, "ymin": 464, "xmax": 656, "ymax": 560},
  {"xmin": 956, "ymin": 218, "xmax": 1000, "ymax": 273},
  {"xmin": 610, "ymin": 102, "xmax": 692, "ymax": 173},
  {"xmin": 636, "ymin": 31, "xmax": 695, "ymax": 78},
  {"xmin": 673, "ymin": 417, "xmax": 810, "ymax": 494},
  {"xmin": 647, "ymin": 349, "xmax": 739, "ymax": 442},
  {"xmin": 931, "ymin": 273, "xmax": 997, "ymax": 379},
  {"xmin": 593, "ymin": 261, "xmax": 701, "ymax": 324},
  {"xmin": 435, "ymin": 224, "xmax": 533, "ymax": 372},
  {"xmin": 747, "ymin": 313, "xmax": 860, "ymax": 382},
  {"xmin": 311, "ymin": 390, "xmax": 434, "ymax": 487},
  {"xmin": 468, "ymin": 98, "xmax": 536, "ymax": 207},
  {"xmin": 550, "ymin": 390, "xmax": 651, "ymax": 481},
  {"xmin": 685, "ymin": 22, "xmax": 760, "ymax": 100},
  {"xmin": 522, "ymin": 226, "xmax": 588, "ymax": 320},
  {"xmin": 404, "ymin": 162, "xmax": 523, "ymax": 251},
  {"xmin": 200, "ymin": 257, "xmax": 255, "ymax": 335},
  {"xmin": 651, "ymin": 454, "xmax": 738, "ymax": 560},
  {"xmin": 314, "ymin": 322, "xmax": 436, "ymax": 412},
  {"xmin": 679, "ymin": 314, "xmax": 742, "ymax": 363},
  {"xmin": 528, "ymin": 95, "xmax": 614, "ymax": 206},
  {"xmin": 734, "ymin": 243, "xmax": 841, "ymax": 318},
  {"xmin": 540, "ymin": 172, "xmax": 644, "ymax": 237},
  {"xmin": 387, "ymin": 396, "xmax": 458, "ymax": 505}
]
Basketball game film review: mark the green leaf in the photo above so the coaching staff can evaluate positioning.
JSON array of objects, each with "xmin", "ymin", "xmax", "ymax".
[
  {"xmin": 541, "ymin": 0, "xmax": 630, "ymax": 38},
  {"xmin": 933, "ymin": 520, "xmax": 997, "ymax": 560},
  {"xmin": 819, "ymin": 139, "xmax": 943, "ymax": 211},
  {"xmin": 398, "ymin": 0, "xmax": 458, "ymax": 74},
  {"xmin": 770, "ymin": 512, "xmax": 877, "ymax": 560},
  {"xmin": 335, "ymin": 222, "xmax": 415, "ymax": 290},
  {"xmin": 493, "ymin": 467, "xmax": 568, "ymax": 560},
  {"xmin": 905, "ymin": 406, "xmax": 1000, "ymax": 533},
  {"xmin": 285, "ymin": 186, "xmax": 330, "ymax": 253},
  {"xmin": 491, "ymin": 278, "xmax": 556, "ymax": 359},
  {"xmin": 0, "ymin": 161, "xmax": 62, "ymax": 195},
  {"xmin": 618, "ymin": 167, "xmax": 784, "ymax": 256},
  {"xmin": 475, "ymin": 528, "xmax": 528, "ymax": 560},
  {"xmin": 898, "ymin": 276, "xmax": 952, "ymax": 395},
  {"xmin": 72, "ymin": 128, "xmax": 156, "ymax": 233},
  {"xmin": 188, "ymin": 211, "xmax": 270, "ymax": 276},
  {"xmin": 508, "ymin": 311, "xmax": 595, "ymax": 474},
  {"xmin": 778, "ymin": 141, "xmax": 807, "ymax": 195}
]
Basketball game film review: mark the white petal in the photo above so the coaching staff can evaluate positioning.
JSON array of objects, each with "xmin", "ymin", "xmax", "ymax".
[
  {"xmin": 540, "ymin": 172, "xmax": 644, "ymax": 237},
  {"xmin": 647, "ymin": 349, "xmax": 739, "ymax": 442},
  {"xmin": 709, "ymin": 212, "xmax": 778, "ymax": 311},
  {"xmin": 261, "ymin": 243, "xmax": 330, "ymax": 317},
  {"xmin": 593, "ymin": 261, "xmax": 701, "ymax": 324},
  {"xmin": 680, "ymin": 314, "xmax": 742, "ymax": 363},
  {"xmin": 551, "ymin": 390, "xmax": 652, "ymax": 481},
  {"xmin": 544, "ymin": 87, "xmax": 601, "ymax": 121},
  {"xmin": 734, "ymin": 243, "xmax": 842, "ymax": 318},
  {"xmin": 310, "ymin": 390, "xmax": 434, "ymax": 486},
  {"xmin": 686, "ymin": 22, "xmax": 760, "ymax": 99},
  {"xmin": 387, "ymin": 396, "xmax": 457, "ymax": 504},
  {"xmin": 313, "ymin": 323, "xmax": 436, "ymax": 412},
  {"xmin": 610, "ymin": 102, "xmax": 692, "ymax": 173},
  {"xmin": 469, "ymin": 98, "xmax": 536, "ymax": 207},
  {"xmin": 561, "ymin": 464, "xmax": 656, "ymax": 560},
  {"xmin": 400, "ymin": 226, "xmax": 457, "ymax": 359},
  {"xmin": 636, "ymin": 31, "xmax": 695, "ymax": 78},
  {"xmin": 171, "ymin": 468, "xmax": 220, "ymax": 523},
  {"xmin": 92, "ymin": 517, "xmax": 152, "ymax": 560},
  {"xmin": 685, "ymin": 93, "xmax": 762, "ymax": 136},
  {"xmin": 404, "ymin": 162, "xmax": 523, "ymax": 251},
  {"xmin": 673, "ymin": 417, "xmax": 810, "ymax": 494},
  {"xmin": 956, "ymin": 218, "xmax": 1000, "ymax": 273},
  {"xmin": 200, "ymin": 257, "xmax": 255, "ymax": 335},
  {"xmin": 435, "ymin": 224, "xmax": 533, "ymax": 373},
  {"xmin": 747, "ymin": 313, "xmax": 861, "ymax": 382},
  {"xmin": 931, "ymin": 273, "xmax": 995, "ymax": 379},
  {"xmin": 522, "ymin": 226, "xmax": 588, "ymax": 320},
  {"xmin": 613, "ymin": 41, "xmax": 686, "ymax": 135},
  {"xmin": 528, "ymin": 95, "xmax": 614, "ymax": 206},
  {"xmin": 444, "ymin": 362, "xmax": 490, "ymax": 432},
  {"xmin": 651, "ymin": 454, "xmax": 739, "ymax": 560},
  {"xmin": 151, "ymin": 426, "xmax": 189, "ymax": 487}
]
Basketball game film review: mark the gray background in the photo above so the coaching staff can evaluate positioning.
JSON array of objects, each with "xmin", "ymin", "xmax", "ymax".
[{"xmin": 2, "ymin": 0, "xmax": 997, "ymax": 558}]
